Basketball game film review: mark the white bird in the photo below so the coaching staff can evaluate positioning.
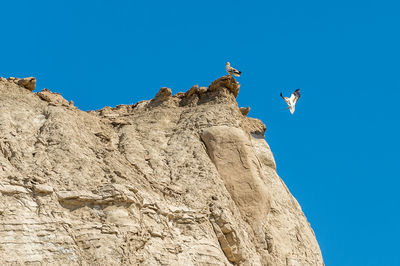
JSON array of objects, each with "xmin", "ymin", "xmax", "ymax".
[
  {"xmin": 280, "ymin": 89, "xmax": 301, "ymax": 114},
  {"xmin": 226, "ymin": 62, "xmax": 241, "ymax": 77}
]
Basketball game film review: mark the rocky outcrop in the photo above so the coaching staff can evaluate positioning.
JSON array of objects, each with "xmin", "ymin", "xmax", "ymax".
[
  {"xmin": 36, "ymin": 88, "xmax": 74, "ymax": 107},
  {"xmin": 209, "ymin": 75, "xmax": 240, "ymax": 97},
  {"xmin": 0, "ymin": 76, "xmax": 323, "ymax": 265},
  {"xmin": 3, "ymin": 76, "xmax": 37, "ymax": 91},
  {"xmin": 239, "ymin": 107, "xmax": 250, "ymax": 116}
]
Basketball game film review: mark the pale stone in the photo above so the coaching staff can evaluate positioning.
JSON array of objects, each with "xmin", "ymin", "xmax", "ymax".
[
  {"xmin": 36, "ymin": 88, "xmax": 70, "ymax": 106},
  {"xmin": 208, "ymin": 75, "xmax": 240, "ymax": 97},
  {"xmin": 185, "ymin": 85, "xmax": 199, "ymax": 97},
  {"xmin": 0, "ymin": 184, "xmax": 28, "ymax": 194},
  {"xmin": 17, "ymin": 77, "xmax": 36, "ymax": 91},
  {"xmin": 155, "ymin": 87, "xmax": 172, "ymax": 100},
  {"xmin": 6, "ymin": 76, "xmax": 36, "ymax": 91},
  {"xmin": 0, "ymin": 76, "xmax": 324, "ymax": 265},
  {"xmin": 199, "ymin": 86, "xmax": 208, "ymax": 94},
  {"xmin": 33, "ymin": 184, "xmax": 54, "ymax": 194}
]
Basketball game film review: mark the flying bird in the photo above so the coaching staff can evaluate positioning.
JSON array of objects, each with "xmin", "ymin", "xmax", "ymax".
[
  {"xmin": 226, "ymin": 62, "xmax": 241, "ymax": 77},
  {"xmin": 280, "ymin": 89, "xmax": 301, "ymax": 114}
]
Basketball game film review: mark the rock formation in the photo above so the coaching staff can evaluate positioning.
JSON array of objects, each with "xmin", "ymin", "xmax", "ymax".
[
  {"xmin": 2, "ymin": 77, "xmax": 36, "ymax": 91},
  {"xmin": 0, "ymin": 76, "xmax": 323, "ymax": 265}
]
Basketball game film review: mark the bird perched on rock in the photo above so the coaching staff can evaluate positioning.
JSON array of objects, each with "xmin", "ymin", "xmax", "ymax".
[
  {"xmin": 280, "ymin": 89, "xmax": 301, "ymax": 114},
  {"xmin": 226, "ymin": 62, "xmax": 241, "ymax": 77}
]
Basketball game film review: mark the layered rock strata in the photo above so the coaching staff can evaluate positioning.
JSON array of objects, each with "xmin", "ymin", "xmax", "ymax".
[{"xmin": 0, "ymin": 76, "xmax": 323, "ymax": 265}]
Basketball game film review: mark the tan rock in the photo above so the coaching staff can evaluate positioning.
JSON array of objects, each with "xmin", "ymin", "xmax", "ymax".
[
  {"xmin": 148, "ymin": 87, "xmax": 174, "ymax": 108},
  {"xmin": 6, "ymin": 76, "xmax": 36, "ymax": 91},
  {"xmin": 33, "ymin": 184, "xmax": 54, "ymax": 194},
  {"xmin": 185, "ymin": 85, "xmax": 199, "ymax": 97},
  {"xmin": 241, "ymin": 117, "xmax": 267, "ymax": 135},
  {"xmin": 155, "ymin": 87, "xmax": 172, "ymax": 100},
  {"xmin": 199, "ymin": 86, "xmax": 208, "ymax": 94},
  {"xmin": 240, "ymin": 106, "xmax": 250, "ymax": 116},
  {"xmin": 201, "ymin": 126, "xmax": 271, "ymax": 250},
  {"xmin": 17, "ymin": 77, "xmax": 36, "ymax": 91},
  {"xmin": 0, "ymin": 184, "xmax": 29, "ymax": 194},
  {"xmin": 36, "ymin": 88, "xmax": 69, "ymax": 106},
  {"xmin": 209, "ymin": 75, "xmax": 240, "ymax": 97},
  {"xmin": 0, "ymin": 76, "xmax": 324, "ymax": 265},
  {"xmin": 173, "ymin": 92, "xmax": 185, "ymax": 98}
]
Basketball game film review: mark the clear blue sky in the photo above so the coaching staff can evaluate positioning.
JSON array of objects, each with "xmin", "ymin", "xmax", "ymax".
[{"xmin": 1, "ymin": 1, "xmax": 399, "ymax": 265}]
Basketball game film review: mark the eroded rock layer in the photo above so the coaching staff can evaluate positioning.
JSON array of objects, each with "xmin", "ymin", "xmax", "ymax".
[{"xmin": 0, "ymin": 76, "xmax": 323, "ymax": 265}]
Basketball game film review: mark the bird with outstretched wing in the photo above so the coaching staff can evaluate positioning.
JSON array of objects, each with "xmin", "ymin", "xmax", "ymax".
[{"xmin": 280, "ymin": 89, "xmax": 301, "ymax": 114}]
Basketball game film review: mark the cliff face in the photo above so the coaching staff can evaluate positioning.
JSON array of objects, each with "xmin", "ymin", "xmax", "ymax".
[{"xmin": 0, "ymin": 76, "xmax": 323, "ymax": 265}]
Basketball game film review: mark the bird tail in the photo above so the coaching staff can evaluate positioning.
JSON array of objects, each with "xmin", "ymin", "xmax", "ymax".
[{"xmin": 233, "ymin": 71, "xmax": 241, "ymax": 77}]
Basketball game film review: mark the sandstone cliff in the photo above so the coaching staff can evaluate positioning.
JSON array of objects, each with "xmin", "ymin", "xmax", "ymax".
[{"xmin": 0, "ymin": 76, "xmax": 323, "ymax": 265}]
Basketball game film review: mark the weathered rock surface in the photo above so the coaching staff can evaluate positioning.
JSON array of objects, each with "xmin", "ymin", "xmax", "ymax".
[
  {"xmin": 239, "ymin": 107, "xmax": 250, "ymax": 117},
  {"xmin": 0, "ymin": 76, "xmax": 323, "ymax": 265},
  {"xmin": 6, "ymin": 76, "xmax": 37, "ymax": 91},
  {"xmin": 36, "ymin": 88, "xmax": 74, "ymax": 107}
]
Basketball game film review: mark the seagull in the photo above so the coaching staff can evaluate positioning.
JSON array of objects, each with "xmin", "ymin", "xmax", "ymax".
[
  {"xmin": 280, "ymin": 89, "xmax": 301, "ymax": 114},
  {"xmin": 226, "ymin": 62, "xmax": 241, "ymax": 77}
]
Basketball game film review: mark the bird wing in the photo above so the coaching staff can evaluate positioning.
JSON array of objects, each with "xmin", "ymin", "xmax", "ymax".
[
  {"xmin": 229, "ymin": 66, "xmax": 241, "ymax": 76},
  {"xmin": 232, "ymin": 71, "xmax": 241, "ymax": 77},
  {"xmin": 280, "ymin": 93, "xmax": 290, "ymax": 105},
  {"xmin": 232, "ymin": 68, "xmax": 240, "ymax": 74},
  {"xmin": 290, "ymin": 89, "xmax": 301, "ymax": 104}
]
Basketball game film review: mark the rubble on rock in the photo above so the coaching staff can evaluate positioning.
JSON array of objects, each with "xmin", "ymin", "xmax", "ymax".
[{"xmin": 5, "ymin": 76, "xmax": 37, "ymax": 91}]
